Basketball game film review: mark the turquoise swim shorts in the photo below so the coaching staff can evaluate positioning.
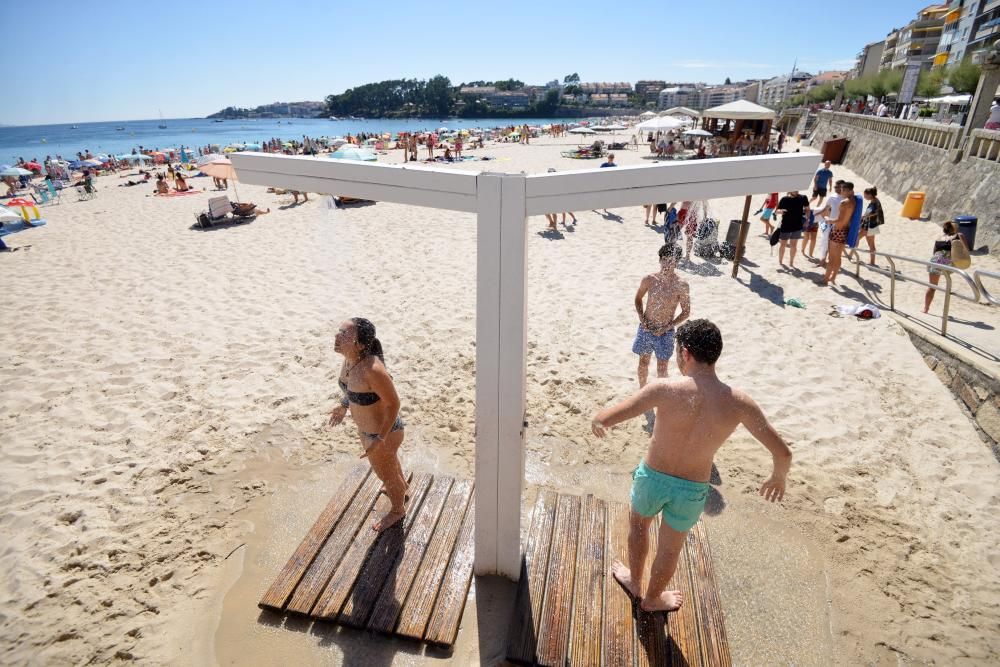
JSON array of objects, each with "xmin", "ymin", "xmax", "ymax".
[{"xmin": 630, "ymin": 460, "xmax": 710, "ymax": 533}]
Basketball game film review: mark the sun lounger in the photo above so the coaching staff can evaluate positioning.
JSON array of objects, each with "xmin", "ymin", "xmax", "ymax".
[{"xmin": 196, "ymin": 196, "xmax": 256, "ymax": 228}]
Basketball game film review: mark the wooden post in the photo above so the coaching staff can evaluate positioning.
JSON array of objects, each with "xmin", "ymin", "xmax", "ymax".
[{"xmin": 730, "ymin": 195, "xmax": 753, "ymax": 279}]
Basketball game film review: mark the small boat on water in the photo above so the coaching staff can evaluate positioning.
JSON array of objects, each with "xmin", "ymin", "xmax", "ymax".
[
  {"xmin": 116, "ymin": 126, "xmax": 125, "ymax": 131},
  {"xmin": 213, "ymin": 119, "xmax": 224, "ymax": 123},
  {"xmin": 70, "ymin": 125, "xmax": 79, "ymax": 129}
]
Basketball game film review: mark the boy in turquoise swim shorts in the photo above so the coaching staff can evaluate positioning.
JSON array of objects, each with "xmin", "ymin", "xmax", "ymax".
[{"xmin": 592, "ymin": 319, "xmax": 792, "ymax": 612}]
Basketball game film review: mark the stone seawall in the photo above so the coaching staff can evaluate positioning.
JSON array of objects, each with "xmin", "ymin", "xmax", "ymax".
[
  {"xmin": 909, "ymin": 332, "xmax": 1000, "ymax": 460},
  {"xmin": 810, "ymin": 112, "xmax": 1000, "ymax": 257}
]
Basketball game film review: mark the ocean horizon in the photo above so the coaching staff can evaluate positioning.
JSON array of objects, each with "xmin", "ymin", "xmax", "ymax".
[{"xmin": 0, "ymin": 116, "xmax": 583, "ymax": 163}]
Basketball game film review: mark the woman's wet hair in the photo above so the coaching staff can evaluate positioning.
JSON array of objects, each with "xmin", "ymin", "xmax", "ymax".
[
  {"xmin": 676, "ymin": 319, "xmax": 723, "ymax": 365},
  {"xmin": 351, "ymin": 317, "xmax": 385, "ymax": 362},
  {"xmin": 943, "ymin": 220, "xmax": 957, "ymax": 235},
  {"xmin": 864, "ymin": 187, "xmax": 877, "ymax": 197}
]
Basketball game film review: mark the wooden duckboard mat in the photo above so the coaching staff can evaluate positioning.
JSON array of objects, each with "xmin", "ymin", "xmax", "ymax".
[
  {"xmin": 507, "ymin": 490, "xmax": 732, "ymax": 667},
  {"xmin": 258, "ymin": 465, "xmax": 475, "ymax": 648}
]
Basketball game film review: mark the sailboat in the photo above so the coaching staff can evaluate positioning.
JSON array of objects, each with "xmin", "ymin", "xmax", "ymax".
[{"xmin": 158, "ymin": 109, "xmax": 167, "ymax": 129}]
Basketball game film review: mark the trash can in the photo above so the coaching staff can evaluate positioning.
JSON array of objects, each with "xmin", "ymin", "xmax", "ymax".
[
  {"xmin": 901, "ymin": 191, "xmax": 925, "ymax": 219},
  {"xmin": 821, "ymin": 137, "xmax": 850, "ymax": 163},
  {"xmin": 725, "ymin": 219, "xmax": 743, "ymax": 245},
  {"xmin": 955, "ymin": 215, "xmax": 978, "ymax": 251}
]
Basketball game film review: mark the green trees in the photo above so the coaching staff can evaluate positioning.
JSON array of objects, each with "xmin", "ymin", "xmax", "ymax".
[
  {"xmin": 563, "ymin": 73, "xmax": 580, "ymax": 84},
  {"xmin": 806, "ymin": 83, "xmax": 837, "ymax": 103},
  {"xmin": 948, "ymin": 59, "xmax": 982, "ymax": 94},
  {"xmin": 916, "ymin": 68, "xmax": 946, "ymax": 98},
  {"xmin": 324, "ymin": 76, "xmax": 455, "ymax": 117}
]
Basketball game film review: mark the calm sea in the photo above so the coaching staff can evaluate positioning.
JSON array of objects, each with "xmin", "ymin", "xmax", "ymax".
[{"xmin": 0, "ymin": 117, "xmax": 575, "ymax": 163}]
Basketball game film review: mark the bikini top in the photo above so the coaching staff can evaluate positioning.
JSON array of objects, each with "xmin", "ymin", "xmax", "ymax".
[{"xmin": 338, "ymin": 379, "xmax": 379, "ymax": 406}]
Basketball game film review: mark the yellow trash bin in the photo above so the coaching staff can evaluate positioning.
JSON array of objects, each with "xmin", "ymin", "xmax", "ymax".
[{"xmin": 901, "ymin": 191, "xmax": 925, "ymax": 219}]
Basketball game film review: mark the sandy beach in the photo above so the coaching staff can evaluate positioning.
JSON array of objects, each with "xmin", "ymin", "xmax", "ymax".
[{"xmin": 1, "ymin": 134, "xmax": 998, "ymax": 665}]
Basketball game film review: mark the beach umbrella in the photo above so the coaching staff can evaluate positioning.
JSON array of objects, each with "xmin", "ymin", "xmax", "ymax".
[
  {"xmin": 437, "ymin": 127, "xmax": 449, "ymax": 133},
  {"xmin": 683, "ymin": 129, "xmax": 713, "ymax": 137},
  {"xmin": 196, "ymin": 153, "xmax": 224, "ymax": 166},
  {"xmin": 24, "ymin": 161, "xmax": 41, "ymax": 172},
  {"xmin": 82, "ymin": 159, "xmax": 103, "ymax": 167},
  {"xmin": 328, "ymin": 146, "xmax": 377, "ymax": 161},
  {"xmin": 122, "ymin": 154, "xmax": 151, "ymax": 163},
  {"xmin": 637, "ymin": 116, "xmax": 685, "ymax": 131},
  {"xmin": 640, "ymin": 111, "xmax": 657, "ymax": 118},
  {"xmin": 5, "ymin": 197, "xmax": 41, "ymax": 221},
  {"xmin": 604, "ymin": 124, "xmax": 627, "ymax": 131},
  {"xmin": 569, "ymin": 127, "xmax": 596, "ymax": 134},
  {"xmin": 0, "ymin": 167, "xmax": 32, "ymax": 177},
  {"xmin": 0, "ymin": 164, "xmax": 10, "ymax": 171},
  {"xmin": 200, "ymin": 158, "xmax": 241, "ymax": 201}
]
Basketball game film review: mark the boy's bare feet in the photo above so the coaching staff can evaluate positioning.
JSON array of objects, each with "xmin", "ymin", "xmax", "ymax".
[
  {"xmin": 611, "ymin": 560, "xmax": 642, "ymax": 599},
  {"xmin": 373, "ymin": 510, "xmax": 405, "ymax": 532},
  {"xmin": 641, "ymin": 589, "xmax": 684, "ymax": 612}
]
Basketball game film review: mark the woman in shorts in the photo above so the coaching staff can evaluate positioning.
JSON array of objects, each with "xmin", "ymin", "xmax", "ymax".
[
  {"xmin": 859, "ymin": 187, "xmax": 883, "ymax": 266},
  {"xmin": 923, "ymin": 221, "xmax": 967, "ymax": 313},
  {"xmin": 759, "ymin": 192, "xmax": 778, "ymax": 236}
]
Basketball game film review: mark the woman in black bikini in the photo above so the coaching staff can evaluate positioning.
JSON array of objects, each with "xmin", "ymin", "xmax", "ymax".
[{"xmin": 328, "ymin": 318, "xmax": 408, "ymax": 531}]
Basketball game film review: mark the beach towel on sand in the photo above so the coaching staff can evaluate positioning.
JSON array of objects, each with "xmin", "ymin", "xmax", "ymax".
[
  {"xmin": 846, "ymin": 195, "xmax": 863, "ymax": 248},
  {"xmin": 816, "ymin": 216, "xmax": 831, "ymax": 259}
]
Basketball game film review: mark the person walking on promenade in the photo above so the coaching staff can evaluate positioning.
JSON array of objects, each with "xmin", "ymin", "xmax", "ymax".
[
  {"xmin": 924, "ymin": 221, "xmax": 969, "ymax": 313},
  {"xmin": 592, "ymin": 319, "xmax": 792, "ymax": 612},
  {"xmin": 328, "ymin": 318, "xmax": 408, "ymax": 532}
]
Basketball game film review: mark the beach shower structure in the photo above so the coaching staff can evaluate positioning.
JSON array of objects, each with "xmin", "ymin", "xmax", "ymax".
[{"xmin": 230, "ymin": 151, "xmax": 819, "ymax": 580}]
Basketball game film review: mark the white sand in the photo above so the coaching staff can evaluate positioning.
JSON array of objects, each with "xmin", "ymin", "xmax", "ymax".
[{"xmin": 1, "ymin": 135, "xmax": 998, "ymax": 665}]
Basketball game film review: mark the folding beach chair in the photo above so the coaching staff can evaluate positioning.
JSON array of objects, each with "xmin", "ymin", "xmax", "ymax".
[
  {"xmin": 45, "ymin": 180, "xmax": 63, "ymax": 204},
  {"xmin": 76, "ymin": 185, "xmax": 96, "ymax": 201},
  {"xmin": 196, "ymin": 196, "xmax": 233, "ymax": 227}
]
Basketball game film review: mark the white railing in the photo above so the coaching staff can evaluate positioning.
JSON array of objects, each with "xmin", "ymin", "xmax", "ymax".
[
  {"xmin": 823, "ymin": 111, "xmax": 963, "ymax": 150},
  {"xmin": 965, "ymin": 128, "xmax": 1000, "ymax": 163},
  {"xmin": 846, "ymin": 249, "xmax": 983, "ymax": 336},
  {"xmin": 974, "ymin": 269, "xmax": 1000, "ymax": 306}
]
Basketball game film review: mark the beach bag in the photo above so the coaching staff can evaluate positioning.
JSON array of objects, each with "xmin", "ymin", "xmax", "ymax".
[
  {"xmin": 951, "ymin": 236, "xmax": 971, "ymax": 269},
  {"xmin": 769, "ymin": 227, "xmax": 781, "ymax": 246}
]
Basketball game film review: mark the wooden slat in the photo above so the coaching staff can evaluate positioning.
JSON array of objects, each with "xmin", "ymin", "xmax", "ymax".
[
  {"xmin": 424, "ymin": 495, "xmax": 476, "ymax": 646},
  {"xmin": 568, "ymin": 495, "xmax": 606, "ymax": 667},
  {"xmin": 340, "ymin": 474, "xmax": 445, "ymax": 628},
  {"xmin": 395, "ymin": 480, "xmax": 474, "ymax": 639},
  {"xmin": 668, "ymin": 532, "xmax": 703, "ymax": 667},
  {"xmin": 286, "ymin": 469, "xmax": 384, "ymax": 615},
  {"xmin": 602, "ymin": 501, "xmax": 636, "ymax": 667},
  {"xmin": 536, "ymin": 494, "xmax": 581, "ymax": 667},
  {"xmin": 688, "ymin": 522, "xmax": 732, "ymax": 667},
  {"xmin": 259, "ymin": 465, "xmax": 370, "ymax": 610},
  {"xmin": 506, "ymin": 489, "xmax": 559, "ymax": 665},
  {"xmin": 634, "ymin": 518, "xmax": 669, "ymax": 667},
  {"xmin": 312, "ymin": 473, "xmax": 428, "ymax": 619},
  {"xmin": 366, "ymin": 476, "xmax": 459, "ymax": 634}
]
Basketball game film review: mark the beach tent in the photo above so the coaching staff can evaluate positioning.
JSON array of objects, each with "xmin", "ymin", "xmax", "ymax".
[
  {"xmin": 639, "ymin": 110, "xmax": 657, "ymax": 118},
  {"xmin": 636, "ymin": 116, "xmax": 686, "ymax": 131},
  {"xmin": 926, "ymin": 94, "xmax": 972, "ymax": 105},
  {"xmin": 703, "ymin": 100, "xmax": 775, "ymax": 120},
  {"xmin": 659, "ymin": 106, "xmax": 701, "ymax": 119},
  {"xmin": 702, "ymin": 100, "xmax": 775, "ymax": 139}
]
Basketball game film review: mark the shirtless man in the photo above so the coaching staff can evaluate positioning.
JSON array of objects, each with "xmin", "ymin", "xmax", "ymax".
[
  {"xmin": 592, "ymin": 319, "xmax": 792, "ymax": 612},
  {"xmin": 633, "ymin": 244, "xmax": 690, "ymax": 390}
]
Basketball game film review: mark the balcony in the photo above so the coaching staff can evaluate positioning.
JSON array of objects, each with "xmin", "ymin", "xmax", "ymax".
[
  {"xmin": 984, "ymin": 0, "xmax": 1000, "ymax": 13},
  {"xmin": 973, "ymin": 21, "xmax": 1000, "ymax": 44}
]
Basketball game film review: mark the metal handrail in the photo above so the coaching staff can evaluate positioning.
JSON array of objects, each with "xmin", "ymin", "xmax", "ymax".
[
  {"xmin": 974, "ymin": 269, "xmax": 1000, "ymax": 306},
  {"xmin": 846, "ymin": 249, "xmax": 982, "ymax": 336}
]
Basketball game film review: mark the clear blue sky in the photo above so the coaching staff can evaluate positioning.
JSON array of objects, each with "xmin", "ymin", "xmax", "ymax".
[{"xmin": 6, "ymin": 0, "xmax": 933, "ymax": 126}]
